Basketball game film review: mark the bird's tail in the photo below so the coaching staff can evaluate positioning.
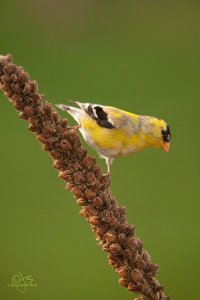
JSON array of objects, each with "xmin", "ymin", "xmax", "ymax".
[
  {"xmin": 67, "ymin": 99, "xmax": 86, "ymax": 110},
  {"xmin": 55, "ymin": 103, "xmax": 71, "ymax": 112},
  {"xmin": 67, "ymin": 99, "xmax": 82, "ymax": 107},
  {"xmin": 55, "ymin": 103, "xmax": 82, "ymax": 124}
]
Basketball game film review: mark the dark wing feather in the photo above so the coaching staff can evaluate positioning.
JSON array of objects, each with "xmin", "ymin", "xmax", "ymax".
[{"xmin": 86, "ymin": 105, "xmax": 114, "ymax": 129}]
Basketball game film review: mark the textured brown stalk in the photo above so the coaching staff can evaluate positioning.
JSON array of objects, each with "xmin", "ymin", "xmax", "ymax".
[{"xmin": 0, "ymin": 54, "xmax": 170, "ymax": 300}]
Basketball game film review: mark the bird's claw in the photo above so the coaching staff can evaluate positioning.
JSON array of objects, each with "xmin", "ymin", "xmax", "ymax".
[
  {"xmin": 70, "ymin": 124, "xmax": 81, "ymax": 133},
  {"xmin": 101, "ymin": 172, "xmax": 111, "ymax": 186}
]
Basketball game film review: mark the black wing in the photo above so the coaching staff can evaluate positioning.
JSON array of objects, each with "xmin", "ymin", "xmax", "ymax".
[{"xmin": 85, "ymin": 105, "xmax": 114, "ymax": 129}]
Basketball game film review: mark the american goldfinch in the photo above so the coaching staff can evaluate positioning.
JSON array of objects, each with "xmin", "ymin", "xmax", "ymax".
[{"xmin": 56, "ymin": 101, "xmax": 171, "ymax": 175}]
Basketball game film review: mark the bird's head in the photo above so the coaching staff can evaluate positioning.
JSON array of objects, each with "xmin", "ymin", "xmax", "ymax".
[
  {"xmin": 149, "ymin": 119, "xmax": 171, "ymax": 153},
  {"xmin": 160, "ymin": 124, "xmax": 171, "ymax": 153}
]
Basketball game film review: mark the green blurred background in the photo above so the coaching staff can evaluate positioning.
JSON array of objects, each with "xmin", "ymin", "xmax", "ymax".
[{"xmin": 0, "ymin": 1, "xmax": 199, "ymax": 299}]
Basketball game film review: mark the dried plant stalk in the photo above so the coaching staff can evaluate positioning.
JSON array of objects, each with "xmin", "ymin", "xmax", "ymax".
[{"xmin": 0, "ymin": 54, "xmax": 170, "ymax": 300}]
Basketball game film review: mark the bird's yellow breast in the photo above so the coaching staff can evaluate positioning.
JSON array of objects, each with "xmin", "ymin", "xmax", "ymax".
[{"xmin": 80, "ymin": 115, "xmax": 145, "ymax": 158}]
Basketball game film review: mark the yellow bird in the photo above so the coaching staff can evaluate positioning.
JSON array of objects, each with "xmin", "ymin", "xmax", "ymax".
[{"xmin": 56, "ymin": 101, "xmax": 171, "ymax": 175}]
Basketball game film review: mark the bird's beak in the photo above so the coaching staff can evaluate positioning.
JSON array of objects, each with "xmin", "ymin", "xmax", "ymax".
[{"xmin": 161, "ymin": 142, "xmax": 170, "ymax": 153}]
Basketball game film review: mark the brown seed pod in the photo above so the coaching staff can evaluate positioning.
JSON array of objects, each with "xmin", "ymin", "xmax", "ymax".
[
  {"xmin": 126, "ymin": 236, "xmax": 138, "ymax": 248},
  {"xmin": 109, "ymin": 215, "xmax": 118, "ymax": 227},
  {"xmin": 82, "ymin": 156, "xmax": 95, "ymax": 170},
  {"xmin": 76, "ymin": 198, "xmax": 88, "ymax": 206},
  {"xmin": 105, "ymin": 230, "xmax": 117, "ymax": 243},
  {"xmin": 59, "ymin": 171, "xmax": 72, "ymax": 181},
  {"xmin": 71, "ymin": 186, "xmax": 84, "ymax": 197},
  {"xmin": 37, "ymin": 134, "xmax": 46, "ymax": 144},
  {"xmin": 23, "ymin": 83, "xmax": 31, "ymax": 94},
  {"xmin": 95, "ymin": 225, "xmax": 106, "ymax": 235},
  {"xmin": 19, "ymin": 112, "xmax": 28, "ymax": 119},
  {"xmin": 118, "ymin": 233, "xmax": 126, "ymax": 242},
  {"xmin": 102, "ymin": 242, "xmax": 111, "ymax": 252},
  {"xmin": 117, "ymin": 265, "xmax": 129, "ymax": 277},
  {"xmin": 28, "ymin": 123, "xmax": 39, "ymax": 132},
  {"xmin": 93, "ymin": 196, "xmax": 103, "ymax": 207},
  {"xmin": 110, "ymin": 243, "xmax": 122, "ymax": 254},
  {"xmin": 85, "ymin": 189, "xmax": 96, "ymax": 200},
  {"xmin": 10, "ymin": 73, "xmax": 18, "ymax": 82},
  {"xmin": 89, "ymin": 216, "xmax": 100, "ymax": 225},
  {"xmin": 123, "ymin": 248, "xmax": 133, "ymax": 260},
  {"xmin": 79, "ymin": 209, "xmax": 89, "ymax": 219},
  {"xmin": 118, "ymin": 223, "xmax": 127, "ymax": 233},
  {"xmin": 29, "ymin": 80, "xmax": 38, "ymax": 93},
  {"xmin": 60, "ymin": 139, "xmax": 72, "ymax": 151},
  {"xmin": 50, "ymin": 150, "xmax": 62, "ymax": 159},
  {"xmin": 132, "ymin": 269, "xmax": 143, "ymax": 282},
  {"xmin": 43, "ymin": 125, "xmax": 55, "ymax": 135},
  {"xmin": 85, "ymin": 171, "xmax": 96, "ymax": 183},
  {"xmin": 119, "ymin": 278, "xmax": 129, "ymax": 287},
  {"xmin": 84, "ymin": 205, "xmax": 97, "ymax": 216}
]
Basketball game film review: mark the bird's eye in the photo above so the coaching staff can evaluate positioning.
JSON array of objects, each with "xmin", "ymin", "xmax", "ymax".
[{"xmin": 161, "ymin": 125, "xmax": 171, "ymax": 142}]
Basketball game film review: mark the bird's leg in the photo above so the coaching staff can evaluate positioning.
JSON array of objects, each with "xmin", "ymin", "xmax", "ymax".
[
  {"xmin": 74, "ymin": 124, "xmax": 81, "ymax": 131},
  {"xmin": 105, "ymin": 157, "xmax": 113, "ymax": 176},
  {"xmin": 101, "ymin": 157, "xmax": 113, "ymax": 186}
]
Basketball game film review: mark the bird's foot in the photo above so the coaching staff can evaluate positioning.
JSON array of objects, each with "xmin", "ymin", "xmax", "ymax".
[{"xmin": 70, "ymin": 124, "xmax": 81, "ymax": 133}]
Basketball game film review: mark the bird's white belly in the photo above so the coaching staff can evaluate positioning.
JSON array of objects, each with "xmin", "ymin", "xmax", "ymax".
[{"xmin": 99, "ymin": 145, "xmax": 139, "ymax": 158}]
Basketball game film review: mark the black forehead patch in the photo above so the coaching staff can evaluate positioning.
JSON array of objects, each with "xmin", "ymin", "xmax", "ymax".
[{"xmin": 161, "ymin": 125, "xmax": 171, "ymax": 142}]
